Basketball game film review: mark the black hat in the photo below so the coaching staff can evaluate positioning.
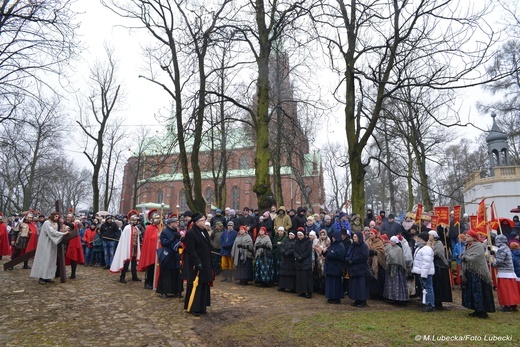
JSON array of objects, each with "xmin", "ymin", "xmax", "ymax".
[
  {"xmin": 192, "ymin": 213, "xmax": 204, "ymax": 223},
  {"xmin": 182, "ymin": 210, "xmax": 194, "ymax": 218},
  {"xmin": 417, "ymin": 232, "xmax": 429, "ymax": 242}
]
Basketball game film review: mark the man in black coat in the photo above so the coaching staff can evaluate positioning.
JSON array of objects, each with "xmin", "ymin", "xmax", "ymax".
[{"xmin": 183, "ymin": 213, "xmax": 213, "ymax": 316}]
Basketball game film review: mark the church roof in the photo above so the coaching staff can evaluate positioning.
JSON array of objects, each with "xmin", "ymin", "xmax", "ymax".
[{"xmin": 486, "ymin": 113, "xmax": 508, "ymax": 143}]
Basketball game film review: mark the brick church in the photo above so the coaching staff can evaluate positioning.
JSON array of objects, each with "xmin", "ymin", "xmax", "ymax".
[{"xmin": 119, "ymin": 51, "xmax": 325, "ymax": 215}]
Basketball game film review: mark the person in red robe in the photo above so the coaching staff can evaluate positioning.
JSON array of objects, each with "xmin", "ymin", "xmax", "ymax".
[
  {"xmin": 0, "ymin": 213, "xmax": 11, "ymax": 259},
  {"xmin": 25, "ymin": 212, "xmax": 39, "ymax": 254},
  {"xmin": 138, "ymin": 209, "xmax": 162, "ymax": 289},
  {"xmin": 63, "ymin": 213, "xmax": 85, "ymax": 279}
]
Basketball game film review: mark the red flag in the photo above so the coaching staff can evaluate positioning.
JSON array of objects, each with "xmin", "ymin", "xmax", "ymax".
[
  {"xmin": 415, "ymin": 204, "xmax": 423, "ymax": 223},
  {"xmin": 490, "ymin": 201, "xmax": 497, "ymax": 223},
  {"xmin": 433, "ymin": 206, "xmax": 449, "ymax": 227},
  {"xmin": 476, "ymin": 199, "xmax": 487, "ymax": 232},
  {"xmin": 430, "ymin": 215, "xmax": 439, "ymax": 230},
  {"xmin": 453, "ymin": 205, "xmax": 461, "ymax": 226},
  {"xmin": 470, "ymin": 215, "xmax": 478, "ymax": 230}
]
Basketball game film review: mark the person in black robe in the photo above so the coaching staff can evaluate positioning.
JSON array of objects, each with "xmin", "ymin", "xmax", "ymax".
[
  {"xmin": 157, "ymin": 218, "xmax": 182, "ymax": 298},
  {"xmin": 278, "ymin": 231, "xmax": 296, "ymax": 292},
  {"xmin": 345, "ymin": 231, "xmax": 369, "ymax": 307},
  {"xmin": 294, "ymin": 230, "xmax": 313, "ymax": 298},
  {"xmin": 183, "ymin": 214, "xmax": 213, "ymax": 316}
]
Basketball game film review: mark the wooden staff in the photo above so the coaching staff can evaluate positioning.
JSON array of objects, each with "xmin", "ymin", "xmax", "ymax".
[{"xmin": 492, "ymin": 203, "xmax": 504, "ymax": 235}]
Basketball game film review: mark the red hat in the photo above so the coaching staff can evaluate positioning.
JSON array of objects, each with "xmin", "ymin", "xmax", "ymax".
[
  {"xmin": 297, "ymin": 226, "xmax": 305, "ymax": 232},
  {"xmin": 466, "ymin": 230, "xmax": 480, "ymax": 241},
  {"xmin": 370, "ymin": 228, "xmax": 380, "ymax": 237},
  {"xmin": 239, "ymin": 225, "xmax": 247, "ymax": 231},
  {"xmin": 380, "ymin": 234, "xmax": 390, "ymax": 243},
  {"xmin": 259, "ymin": 227, "xmax": 267, "ymax": 233}
]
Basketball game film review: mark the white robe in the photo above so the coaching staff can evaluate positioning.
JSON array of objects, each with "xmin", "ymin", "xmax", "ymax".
[
  {"xmin": 30, "ymin": 220, "xmax": 66, "ymax": 279},
  {"xmin": 110, "ymin": 224, "xmax": 141, "ymax": 273}
]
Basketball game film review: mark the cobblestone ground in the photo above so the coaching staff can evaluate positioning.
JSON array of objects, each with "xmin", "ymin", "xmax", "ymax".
[{"xmin": 1, "ymin": 258, "xmax": 465, "ymax": 347}]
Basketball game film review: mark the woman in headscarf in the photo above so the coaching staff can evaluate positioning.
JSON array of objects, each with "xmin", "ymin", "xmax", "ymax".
[
  {"xmin": 323, "ymin": 230, "xmax": 346, "ymax": 304},
  {"xmin": 313, "ymin": 229, "xmax": 330, "ymax": 294},
  {"xmin": 461, "ymin": 230, "xmax": 495, "ymax": 318},
  {"xmin": 254, "ymin": 227, "xmax": 274, "ymax": 287},
  {"xmin": 345, "ymin": 231, "xmax": 369, "ymax": 307},
  {"xmin": 366, "ymin": 229, "xmax": 386, "ymax": 300},
  {"xmin": 294, "ymin": 230, "xmax": 313, "ymax": 298},
  {"xmin": 428, "ymin": 230, "xmax": 453, "ymax": 309},
  {"xmin": 272, "ymin": 226, "xmax": 287, "ymax": 284},
  {"xmin": 278, "ymin": 231, "xmax": 296, "ymax": 292},
  {"xmin": 491, "ymin": 234, "xmax": 520, "ymax": 312},
  {"xmin": 231, "ymin": 226, "xmax": 254, "ymax": 285},
  {"xmin": 383, "ymin": 236, "xmax": 409, "ymax": 305}
]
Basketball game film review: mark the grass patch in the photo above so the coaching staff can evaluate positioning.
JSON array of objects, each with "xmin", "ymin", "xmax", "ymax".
[{"xmin": 213, "ymin": 309, "xmax": 519, "ymax": 346}]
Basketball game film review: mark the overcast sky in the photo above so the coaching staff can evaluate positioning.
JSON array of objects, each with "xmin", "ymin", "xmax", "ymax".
[{"xmin": 67, "ymin": 0, "xmax": 505, "ymax": 164}]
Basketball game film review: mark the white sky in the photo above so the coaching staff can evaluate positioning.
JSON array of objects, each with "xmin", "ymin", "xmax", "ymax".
[{"xmin": 66, "ymin": 0, "xmax": 506, "ymax": 164}]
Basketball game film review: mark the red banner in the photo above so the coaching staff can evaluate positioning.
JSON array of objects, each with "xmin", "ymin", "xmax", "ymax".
[
  {"xmin": 434, "ymin": 206, "xmax": 450, "ymax": 227},
  {"xmin": 470, "ymin": 215, "xmax": 478, "ymax": 231},
  {"xmin": 490, "ymin": 201, "xmax": 497, "ymax": 223},
  {"xmin": 430, "ymin": 215, "xmax": 439, "ymax": 230},
  {"xmin": 476, "ymin": 199, "xmax": 487, "ymax": 232},
  {"xmin": 415, "ymin": 204, "xmax": 423, "ymax": 223},
  {"xmin": 453, "ymin": 205, "xmax": 461, "ymax": 226}
]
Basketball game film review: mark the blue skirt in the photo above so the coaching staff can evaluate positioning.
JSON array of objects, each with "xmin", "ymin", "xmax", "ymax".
[
  {"xmin": 325, "ymin": 275, "xmax": 344, "ymax": 300},
  {"xmin": 462, "ymin": 270, "xmax": 495, "ymax": 312},
  {"xmin": 349, "ymin": 275, "xmax": 369, "ymax": 301}
]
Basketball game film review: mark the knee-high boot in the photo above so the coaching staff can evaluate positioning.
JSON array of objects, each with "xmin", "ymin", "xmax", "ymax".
[
  {"xmin": 120, "ymin": 261, "xmax": 129, "ymax": 283},
  {"xmin": 70, "ymin": 261, "xmax": 77, "ymax": 279},
  {"xmin": 131, "ymin": 257, "xmax": 141, "ymax": 281}
]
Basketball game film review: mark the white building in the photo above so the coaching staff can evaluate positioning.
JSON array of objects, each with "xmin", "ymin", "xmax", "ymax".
[{"xmin": 463, "ymin": 114, "xmax": 520, "ymax": 219}]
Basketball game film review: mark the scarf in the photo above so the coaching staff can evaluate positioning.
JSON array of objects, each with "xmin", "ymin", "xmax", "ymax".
[
  {"xmin": 462, "ymin": 241, "xmax": 492, "ymax": 285},
  {"xmin": 367, "ymin": 237, "xmax": 386, "ymax": 278}
]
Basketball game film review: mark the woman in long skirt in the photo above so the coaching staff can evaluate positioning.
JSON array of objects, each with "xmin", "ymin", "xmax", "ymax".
[
  {"xmin": 345, "ymin": 232, "xmax": 369, "ymax": 307},
  {"xmin": 156, "ymin": 218, "xmax": 182, "ymax": 298},
  {"xmin": 231, "ymin": 226, "xmax": 254, "ymax": 285},
  {"xmin": 429, "ymin": 230, "xmax": 453, "ymax": 309},
  {"xmin": 278, "ymin": 231, "xmax": 296, "ymax": 292},
  {"xmin": 492, "ymin": 234, "xmax": 520, "ymax": 312},
  {"xmin": 366, "ymin": 229, "xmax": 386, "ymax": 299},
  {"xmin": 254, "ymin": 227, "xmax": 274, "ymax": 286},
  {"xmin": 323, "ymin": 231, "xmax": 346, "ymax": 304},
  {"xmin": 383, "ymin": 236, "xmax": 409, "ymax": 305},
  {"xmin": 462, "ymin": 230, "xmax": 495, "ymax": 318},
  {"xmin": 272, "ymin": 227, "xmax": 287, "ymax": 284},
  {"xmin": 294, "ymin": 229, "xmax": 313, "ymax": 298}
]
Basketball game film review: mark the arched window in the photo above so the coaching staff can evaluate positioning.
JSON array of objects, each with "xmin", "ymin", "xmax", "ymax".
[
  {"xmin": 205, "ymin": 187, "xmax": 214, "ymax": 205},
  {"xmin": 240, "ymin": 154, "xmax": 249, "ymax": 169},
  {"xmin": 232, "ymin": 186, "xmax": 240, "ymax": 210},
  {"xmin": 179, "ymin": 190, "xmax": 187, "ymax": 211},
  {"xmin": 157, "ymin": 189, "xmax": 164, "ymax": 204}
]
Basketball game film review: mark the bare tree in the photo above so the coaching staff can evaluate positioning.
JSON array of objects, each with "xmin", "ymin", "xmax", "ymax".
[
  {"xmin": 0, "ymin": 0, "xmax": 78, "ymax": 124},
  {"xmin": 313, "ymin": 0, "xmax": 505, "ymax": 213},
  {"xmin": 76, "ymin": 46, "xmax": 123, "ymax": 213}
]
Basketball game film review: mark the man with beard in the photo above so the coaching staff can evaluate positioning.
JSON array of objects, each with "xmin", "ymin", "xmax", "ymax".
[
  {"xmin": 184, "ymin": 213, "xmax": 212, "ymax": 316},
  {"xmin": 111, "ymin": 210, "xmax": 141, "ymax": 284},
  {"xmin": 30, "ymin": 212, "xmax": 69, "ymax": 284}
]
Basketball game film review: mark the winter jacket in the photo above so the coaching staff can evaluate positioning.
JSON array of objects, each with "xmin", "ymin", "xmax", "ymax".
[
  {"xmin": 293, "ymin": 237, "xmax": 312, "ymax": 271},
  {"xmin": 492, "ymin": 234, "xmax": 515, "ymax": 274},
  {"xmin": 273, "ymin": 206, "xmax": 292, "ymax": 232},
  {"xmin": 345, "ymin": 232, "xmax": 369, "ymax": 277},
  {"xmin": 220, "ymin": 229, "xmax": 238, "ymax": 256},
  {"xmin": 324, "ymin": 231, "xmax": 346, "ymax": 276},
  {"xmin": 412, "ymin": 244, "xmax": 435, "ymax": 278},
  {"xmin": 511, "ymin": 248, "xmax": 520, "ymax": 278},
  {"xmin": 279, "ymin": 238, "xmax": 296, "ymax": 276}
]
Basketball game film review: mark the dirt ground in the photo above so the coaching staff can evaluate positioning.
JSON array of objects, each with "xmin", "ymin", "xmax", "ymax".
[{"xmin": 0, "ymin": 258, "xmax": 466, "ymax": 347}]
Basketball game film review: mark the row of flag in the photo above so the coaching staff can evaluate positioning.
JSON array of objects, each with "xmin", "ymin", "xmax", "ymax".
[{"xmin": 414, "ymin": 199, "xmax": 502, "ymax": 233}]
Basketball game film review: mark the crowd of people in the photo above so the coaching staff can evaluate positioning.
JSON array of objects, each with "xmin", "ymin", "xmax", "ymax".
[{"xmin": 1, "ymin": 206, "xmax": 520, "ymax": 318}]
